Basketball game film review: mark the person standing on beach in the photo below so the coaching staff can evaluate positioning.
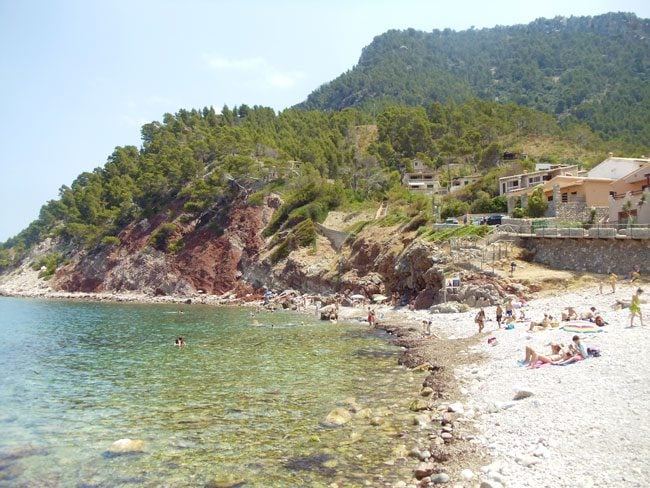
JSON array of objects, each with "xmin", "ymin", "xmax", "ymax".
[
  {"xmin": 475, "ymin": 308, "xmax": 486, "ymax": 333},
  {"xmin": 367, "ymin": 308, "xmax": 376, "ymax": 327},
  {"xmin": 505, "ymin": 299, "xmax": 513, "ymax": 318},
  {"xmin": 609, "ymin": 272, "xmax": 618, "ymax": 293},
  {"xmin": 495, "ymin": 304, "xmax": 503, "ymax": 328},
  {"xmin": 630, "ymin": 288, "xmax": 644, "ymax": 327}
]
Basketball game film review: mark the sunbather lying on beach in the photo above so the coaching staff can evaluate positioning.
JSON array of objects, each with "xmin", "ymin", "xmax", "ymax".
[
  {"xmin": 561, "ymin": 307, "xmax": 578, "ymax": 321},
  {"xmin": 528, "ymin": 314, "xmax": 551, "ymax": 331},
  {"xmin": 523, "ymin": 342, "xmax": 565, "ymax": 367}
]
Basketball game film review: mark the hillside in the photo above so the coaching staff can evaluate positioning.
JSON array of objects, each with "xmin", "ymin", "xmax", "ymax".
[
  {"xmin": 298, "ymin": 12, "xmax": 650, "ymax": 146},
  {"xmin": 0, "ymin": 11, "xmax": 646, "ymax": 298}
]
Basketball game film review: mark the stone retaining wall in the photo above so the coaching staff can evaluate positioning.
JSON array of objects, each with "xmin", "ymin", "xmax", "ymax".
[{"xmin": 520, "ymin": 237, "xmax": 650, "ymax": 275}]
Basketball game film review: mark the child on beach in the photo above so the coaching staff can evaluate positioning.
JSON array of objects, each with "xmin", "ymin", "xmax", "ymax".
[{"xmin": 495, "ymin": 304, "xmax": 503, "ymax": 328}]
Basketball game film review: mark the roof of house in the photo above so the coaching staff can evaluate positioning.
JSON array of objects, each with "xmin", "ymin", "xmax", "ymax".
[
  {"xmin": 618, "ymin": 161, "xmax": 650, "ymax": 184},
  {"xmin": 587, "ymin": 157, "xmax": 650, "ymax": 179},
  {"xmin": 506, "ymin": 175, "xmax": 613, "ymax": 197}
]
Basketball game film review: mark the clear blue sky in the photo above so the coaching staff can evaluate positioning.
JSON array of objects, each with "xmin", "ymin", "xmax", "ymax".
[{"xmin": 1, "ymin": 0, "xmax": 648, "ymax": 241}]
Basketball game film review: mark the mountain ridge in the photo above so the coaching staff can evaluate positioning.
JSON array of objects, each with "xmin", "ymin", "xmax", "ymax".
[{"xmin": 297, "ymin": 12, "xmax": 650, "ymax": 145}]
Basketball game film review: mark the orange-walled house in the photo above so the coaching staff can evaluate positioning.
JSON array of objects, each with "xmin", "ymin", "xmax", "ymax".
[
  {"xmin": 608, "ymin": 162, "xmax": 650, "ymax": 224},
  {"xmin": 506, "ymin": 175, "xmax": 613, "ymax": 220}
]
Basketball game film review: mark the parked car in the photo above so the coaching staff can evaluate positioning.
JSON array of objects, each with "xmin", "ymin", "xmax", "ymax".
[
  {"xmin": 485, "ymin": 215, "xmax": 504, "ymax": 225},
  {"xmin": 444, "ymin": 218, "xmax": 459, "ymax": 224}
]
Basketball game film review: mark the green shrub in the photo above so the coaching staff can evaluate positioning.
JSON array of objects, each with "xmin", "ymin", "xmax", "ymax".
[
  {"xmin": 150, "ymin": 223, "xmax": 177, "ymax": 251},
  {"xmin": 426, "ymin": 225, "xmax": 490, "ymax": 242},
  {"xmin": 168, "ymin": 240, "xmax": 184, "ymax": 254},
  {"xmin": 31, "ymin": 253, "xmax": 62, "ymax": 279},
  {"xmin": 269, "ymin": 219, "xmax": 316, "ymax": 264},
  {"xmin": 247, "ymin": 191, "xmax": 265, "ymax": 207},
  {"xmin": 512, "ymin": 207, "xmax": 525, "ymax": 218},
  {"xmin": 183, "ymin": 200, "xmax": 210, "ymax": 213},
  {"xmin": 101, "ymin": 236, "xmax": 121, "ymax": 247},
  {"xmin": 379, "ymin": 211, "xmax": 409, "ymax": 227},
  {"xmin": 402, "ymin": 213, "xmax": 430, "ymax": 232}
]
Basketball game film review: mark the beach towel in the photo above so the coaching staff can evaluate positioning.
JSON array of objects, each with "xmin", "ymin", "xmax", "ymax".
[{"xmin": 561, "ymin": 320, "xmax": 604, "ymax": 333}]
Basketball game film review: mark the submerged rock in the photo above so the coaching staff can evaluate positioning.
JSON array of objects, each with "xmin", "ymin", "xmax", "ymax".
[
  {"xmin": 106, "ymin": 438, "xmax": 144, "ymax": 454},
  {"xmin": 322, "ymin": 407, "xmax": 352, "ymax": 427}
]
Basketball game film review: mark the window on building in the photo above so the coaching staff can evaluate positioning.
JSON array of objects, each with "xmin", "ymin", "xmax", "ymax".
[{"xmin": 561, "ymin": 193, "xmax": 568, "ymax": 203}]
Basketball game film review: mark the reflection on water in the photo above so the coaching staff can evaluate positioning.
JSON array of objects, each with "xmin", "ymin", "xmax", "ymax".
[{"xmin": 0, "ymin": 298, "xmax": 419, "ymax": 486}]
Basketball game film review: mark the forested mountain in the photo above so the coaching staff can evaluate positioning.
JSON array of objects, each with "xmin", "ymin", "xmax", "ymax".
[{"xmin": 298, "ymin": 12, "xmax": 650, "ymax": 146}]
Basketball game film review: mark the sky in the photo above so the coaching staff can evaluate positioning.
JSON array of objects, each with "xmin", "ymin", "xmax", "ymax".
[{"xmin": 1, "ymin": 0, "xmax": 648, "ymax": 241}]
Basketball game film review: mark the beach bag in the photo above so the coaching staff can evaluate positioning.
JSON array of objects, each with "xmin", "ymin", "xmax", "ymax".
[{"xmin": 587, "ymin": 347, "xmax": 601, "ymax": 357}]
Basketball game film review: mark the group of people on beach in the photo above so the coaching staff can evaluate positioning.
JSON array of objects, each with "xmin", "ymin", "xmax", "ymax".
[
  {"xmin": 522, "ymin": 334, "xmax": 588, "ymax": 367},
  {"xmin": 471, "ymin": 285, "xmax": 644, "ymax": 335}
]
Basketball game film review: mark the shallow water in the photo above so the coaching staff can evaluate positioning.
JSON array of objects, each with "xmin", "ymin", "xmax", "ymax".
[{"xmin": 0, "ymin": 297, "xmax": 420, "ymax": 487}]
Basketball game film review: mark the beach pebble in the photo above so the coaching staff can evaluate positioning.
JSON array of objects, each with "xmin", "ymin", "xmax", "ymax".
[
  {"xmin": 411, "ymin": 399, "xmax": 430, "ymax": 411},
  {"xmin": 413, "ymin": 414, "xmax": 430, "ymax": 427},
  {"xmin": 430, "ymin": 472, "xmax": 450, "ymax": 484},
  {"xmin": 421, "ymin": 387, "xmax": 434, "ymax": 397},
  {"xmin": 448, "ymin": 402, "xmax": 464, "ymax": 414},
  {"xmin": 532, "ymin": 444, "xmax": 550, "ymax": 458},
  {"xmin": 414, "ymin": 462, "xmax": 435, "ymax": 480},
  {"xmin": 460, "ymin": 468, "xmax": 474, "ymax": 480},
  {"xmin": 515, "ymin": 453, "xmax": 540, "ymax": 467},
  {"xmin": 513, "ymin": 390, "xmax": 534, "ymax": 400},
  {"xmin": 480, "ymin": 480, "xmax": 504, "ymax": 488},
  {"xmin": 355, "ymin": 408, "xmax": 373, "ymax": 419}
]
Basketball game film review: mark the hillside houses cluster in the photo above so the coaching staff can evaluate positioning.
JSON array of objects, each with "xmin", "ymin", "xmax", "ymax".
[
  {"xmin": 500, "ymin": 155, "xmax": 650, "ymax": 226},
  {"xmin": 401, "ymin": 154, "xmax": 650, "ymax": 226},
  {"xmin": 401, "ymin": 159, "xmax": 482, "ymax": 195}
]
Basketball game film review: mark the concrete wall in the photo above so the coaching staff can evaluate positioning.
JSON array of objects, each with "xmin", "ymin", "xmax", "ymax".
[{"xmin": 520, "ymin": 237, "xmax": 650, "ymax": 275}]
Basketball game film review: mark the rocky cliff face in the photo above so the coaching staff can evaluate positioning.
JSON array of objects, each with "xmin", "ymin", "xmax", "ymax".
[
  {"xmin": 54, "ymin": 198, "xmax": 269, "ymax": 297},
  {"xmin": 10, "ymin": 199, "xmax": 515, "ymax": 309}
]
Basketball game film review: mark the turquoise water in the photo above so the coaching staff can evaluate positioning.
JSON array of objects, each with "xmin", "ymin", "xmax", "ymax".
[{"xmin": 0, "ymin": 297, "xmax": 420, "ymax": 487}]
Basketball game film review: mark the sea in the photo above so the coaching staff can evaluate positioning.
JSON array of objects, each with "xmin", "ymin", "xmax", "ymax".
[{"xmin": 0, "ymin": 297, "xmax": 421, "ymax": 487}]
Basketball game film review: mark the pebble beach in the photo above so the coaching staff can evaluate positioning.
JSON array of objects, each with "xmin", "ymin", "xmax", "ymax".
[{"xmin": 365, "ymin": 280, "xmax": 650, "ymax": 488}]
